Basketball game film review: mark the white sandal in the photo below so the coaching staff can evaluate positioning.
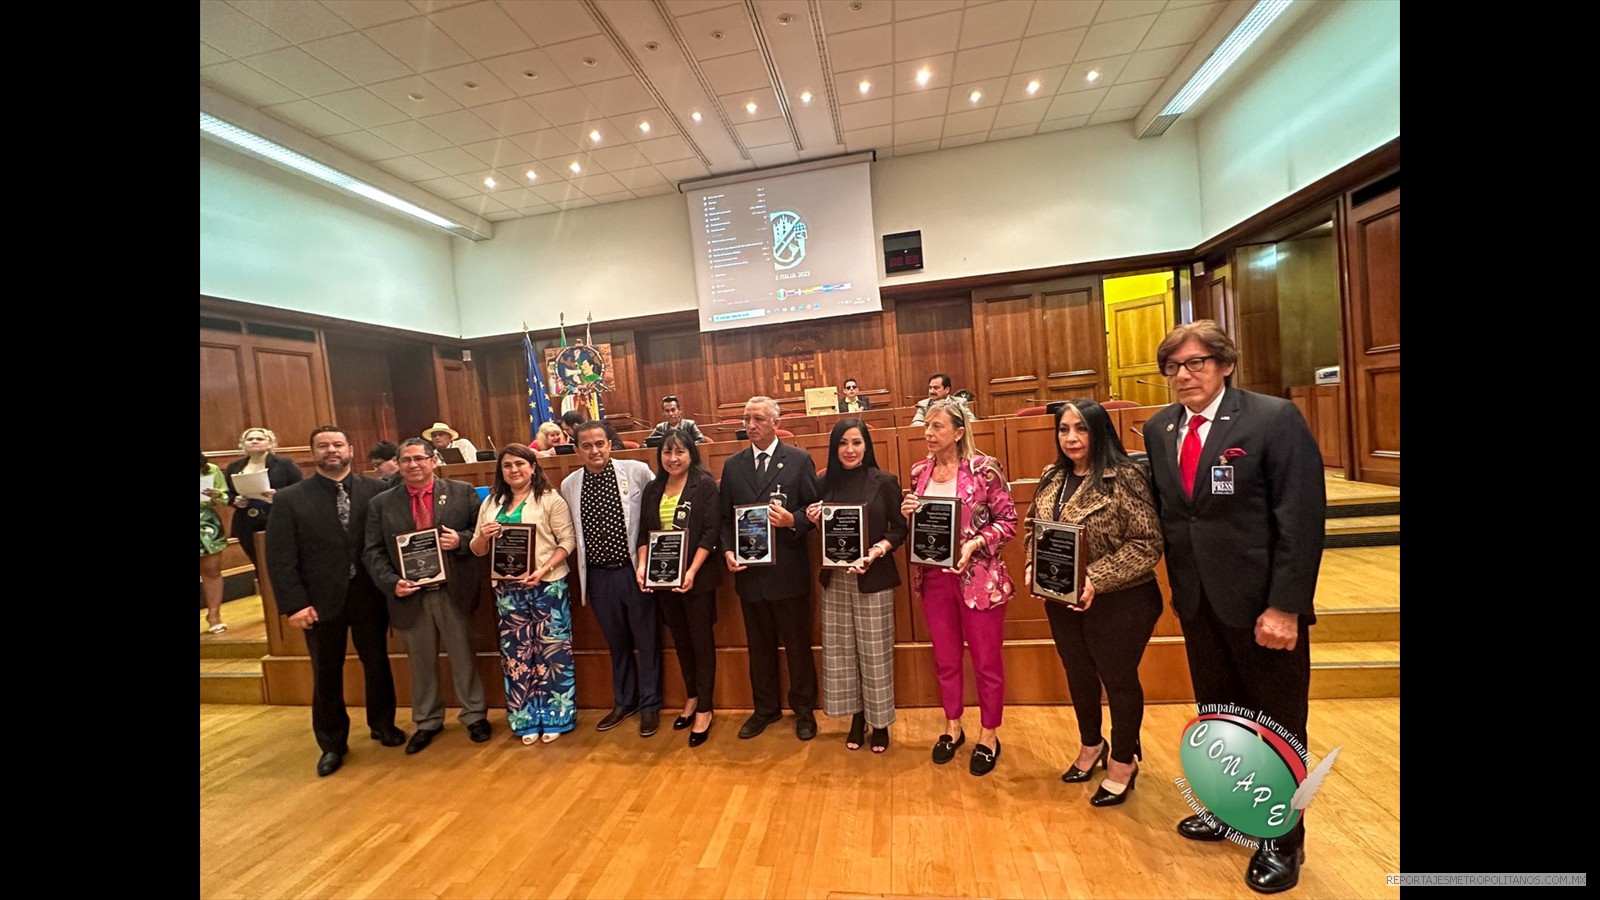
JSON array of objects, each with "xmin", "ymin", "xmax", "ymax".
[
  {"xmin": 207, "ymin": 622, "xmax": 228, "ymax": 635},
  {"xmin": 521, "ymin": 734, "xmax": 538, "ymax": 746},
  {"xmin": 541, "ymin": 732, "xmax": 561, "ymax": 743}
]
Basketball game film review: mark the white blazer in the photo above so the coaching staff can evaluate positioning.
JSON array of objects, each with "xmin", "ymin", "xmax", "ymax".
[{"xmin": 558, "ymin": 458, "xmax": 655, "ymax": 603}]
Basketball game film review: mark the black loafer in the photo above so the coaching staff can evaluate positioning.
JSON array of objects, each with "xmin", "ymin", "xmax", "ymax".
[
  {"xmin": 795, "ymin": 712, "xmax": 818, "ymax": 741},
  {"xmin": 640, "ymin": 710, "xmax": 661, "ymax": 737},
  {"xmin": 370, "ymin": 726, "xmax": 406, "ymax": 747},
  {"xmin": 315, "ymin": 751, "xmax": 343, "ymax": 777},
  {"xmin": 931, "ymin": 728, "xmax": 966, "ymax": 765},
  {"xmin": 596, "ymin": 706, "xmax": 638, "ymax": 732},
  {"xmin": 405, "ymin": 728, "xmax": 441, "ymax": 755},
  {"xmin": 1247, "ymin": 846, "xmax": 1305, "ymax": 894},
  {"xmin": 969, "ymin": 738, "xmax": 1001, "ymax": 776},
  {"xmin": 1177, "ymin": 814, "xmax": 1229, "ymax": 841},
  {"xmin": 1061, "ymin": 742, "xmax": 1107, "ymax": 783},
  {"xmin": 467, "ymin": 720, "xmax": 492, "ymax": 743},
  {"xmin": 738, "ymin": 713, "xmax": 779, "ymax": 739}
]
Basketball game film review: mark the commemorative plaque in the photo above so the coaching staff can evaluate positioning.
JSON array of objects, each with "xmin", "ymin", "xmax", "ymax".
[
  {"xmin": 1030, "ymin": 519, "xmax": 1086, "ymax": 606},
  {"xmin": 491, "ymin": 523, "xmax": 534, "ymax": 581},
  {"xmin": 820, "ymin": 503, "xmax": 867, "ymax": 568},
  {"xmin": 908, "ymin": 498, "xmax": 961, "ymax": 567},
  {"xmin": 395, "ymin": 527, "xmax": 447, "ymax": 586},
  {"xmin": 733, "ymin": 503, "xmax": 776, "ymax": 566},
  {"xmin": 645, "ymin": 530, "xmax": 687, "ymax": 588}
]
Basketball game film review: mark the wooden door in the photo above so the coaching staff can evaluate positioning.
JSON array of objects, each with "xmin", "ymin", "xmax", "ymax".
[
  {"xmin": 200, "ymin": 325, "xmax": 333, "ymax": 454},
  {"xmin": 1040, "ymin": 280, "xmax": 1105, "ymax": 402},
  {"xmin": 1342, "ymin": 184, "xmax": 1400, "ymax": 485},
  {"xmin": 1106, "ymin": 291, "xmax": 1172, "ymax": 406},
  {"xmin": 973, "ymin": 276, "xmax": 1105, "ymax": 414}
]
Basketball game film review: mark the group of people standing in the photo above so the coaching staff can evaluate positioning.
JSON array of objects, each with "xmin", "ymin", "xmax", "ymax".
[{"xmin": 212, "ymin": 321, "xmax": 1322, "ymax": 895}]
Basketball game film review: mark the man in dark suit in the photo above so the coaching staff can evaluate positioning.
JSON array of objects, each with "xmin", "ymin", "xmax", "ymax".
[
  {"xmin": 720, "ymin": 396, "xmax": 820, "ymax": 740},
  {"xmin": 837, "ymin": 378, "xmax": 871, "ymax": 413},
  {"xmin": 363, "ymin": 438, "xmax": 490, "ymax": 754},
  {"xmin": 265, "ymin": 425, "xmax": 403, "ymax": 777},
  {"xmin": 1143, "ymin": 322, "xmax": 1325, "ymax": 894}
]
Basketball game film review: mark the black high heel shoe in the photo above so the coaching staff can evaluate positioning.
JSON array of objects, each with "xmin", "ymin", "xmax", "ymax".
[
  {"xmin": 846, "ymin": 711, "xmax": 866, "ymax": 750},
  {"xmin": 1091, "ymin": 753, "xmax": 1141, "ymax": 807},
  {"xmin": 1061, "ymin": 742, "xmax": 1108, "ymax": 783},
  {"xmin": 870, "ymin": 727, "xmax": 889, "ymax": 754},
  {"xmin": 688, "ymin": 714, "xmax": 712, "ymax": 748}
]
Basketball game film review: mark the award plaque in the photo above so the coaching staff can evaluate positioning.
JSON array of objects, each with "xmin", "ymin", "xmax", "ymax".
[
  {"xmin": 395, "ymin": 527, "xmax": 447, "ymax": 586},
  {"xmin": 1030, "ymin": 519, "xmax": 1087, "ymax": 606},
  {"xmin": 645, "ymin": 530, "xmax": 687, "ymax": 588},
  {"xmin": 733, "ymin": 503, "xmax": 776, "ymax": 566},
  {"xmin": 909, "ymin": 498, "xmax": 962, "ymax": 567},
  {"xmin": 491, "ymin": 523, "xmax": 535, "ymax": 581},
  {"xmin": 820, "ymin": 503, "xmax": 867, "ymax": 568}
]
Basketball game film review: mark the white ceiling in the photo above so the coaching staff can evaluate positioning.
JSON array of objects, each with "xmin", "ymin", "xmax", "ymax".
[{"xmin": 201, "ymin": 0, "xmax": 1228, "ymax": 222}]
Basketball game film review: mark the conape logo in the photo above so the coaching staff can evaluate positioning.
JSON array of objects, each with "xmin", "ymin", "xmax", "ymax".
[{"xmin": 770, "ymin": 209, "xmax": 808, "ymax": 271}]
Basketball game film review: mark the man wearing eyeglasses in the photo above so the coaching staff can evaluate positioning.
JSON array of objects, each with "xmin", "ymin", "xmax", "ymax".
[
  {"xmin": 362, "ymin": 438, "xmax": 490, "ymax": 755},
  {"xmin": 720, "ymin": 396, "xmax": 820, "ymax": 741},
  {"xmin": 837, "ymin": 379, "xmax": 871, "ymax": 413},
  {"xmin": 648, "ymin": 395, "xmax": 708, "ymax": 444},
  {"xmin": 1143, "ymin": 321, "xmax": 1325, "ymax": 894}
]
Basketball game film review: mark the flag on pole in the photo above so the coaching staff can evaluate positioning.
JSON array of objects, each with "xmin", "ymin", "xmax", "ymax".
[
  {"xmin": 585, "ymin": 312, "xmax": 604, "ymax": 421},
  {"xmin": 524, "ymin": 327, "xmax": 554, "ymax": 441}
]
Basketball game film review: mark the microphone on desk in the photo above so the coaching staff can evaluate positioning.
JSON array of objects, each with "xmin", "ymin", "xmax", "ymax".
[
  {"xmin": 485, "ymin": 435, "xmax": 496, "ymax": 450},
  {"xmin": 1136, "ymin": 379, "xmax": 1175, "ymax": 392}
]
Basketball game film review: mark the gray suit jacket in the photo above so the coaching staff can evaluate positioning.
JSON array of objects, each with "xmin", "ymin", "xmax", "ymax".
[
  {"xmin": 559, "ymin": 459, "xmax": 655, "ymax": 603},
  {"xmin": 362, "ymin": 476, "xmax": 484, "ymax": 629}
]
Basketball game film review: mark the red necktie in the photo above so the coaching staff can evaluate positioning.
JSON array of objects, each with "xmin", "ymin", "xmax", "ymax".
[
  {"xmin": 410, "ymin": 488, "xmax": 433, "ymax": 529},
  {"xmin": 1179, "ymin": 414, "xmax": 1206, "ymax": 498}
]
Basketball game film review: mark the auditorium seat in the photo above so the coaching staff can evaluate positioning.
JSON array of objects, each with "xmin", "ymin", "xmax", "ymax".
[
  {"xmin": 1102, "ymin": 400, "xmax": 1140, "ymax": 410},
  {"xmin": 622, "ymin": 440, "xmax": 640, "ymax": 449},
  {"xmin": 775, "ymin": 429, "xmax": 795, "ymax": 439},
  {"xmin": 779, "ymin": 412, "xmax": 805, "ymax": 418},
  {"xmin": 1014, "ymin": 405, "xmax": 1048, "ymax": 417}
]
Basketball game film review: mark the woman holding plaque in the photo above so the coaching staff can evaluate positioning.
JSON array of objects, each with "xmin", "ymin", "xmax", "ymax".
[
  {"xmin": 222, "ymin": 427, "xmax": 304, "ymax": 570},
  {"xmin": 200, "ymin": 453, "xmax": 231, "ymax": 633},
  {"xmin": 471, "ymin": 443, "xmax": 578, "ymax": 745},
  {"xmin": 805, "ymin": 418, "xmax": 906, "ymax": 753},
  {"xmin": 635, "ymin": 430, "xmax": 722, "ymax": 747},
  {"xmin": 900, "ymin": 400, "xmax": 1017, "ymax": 776},
  {"xmin": 1024, "ymin": 399, "xmax": 1163, "ymax": 807}
]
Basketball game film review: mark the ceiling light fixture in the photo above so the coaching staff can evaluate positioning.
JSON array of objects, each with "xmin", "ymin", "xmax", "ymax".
[
  {"xmin": 1086, "ymin": 69, "xmax": 1100, "ymax": 83},
  {"xmin": 525, "ymin": 170, "xmax": 538, "ymax": 181},
  {"xmin": 569, "ymin": 161, "xmax": 582, "ymax": 174},
  {"xmin": 691, "ymin": 111, "xmax": 703, "ymax": 122},
  {"xmin": 589, "ymin": 129, "xmax": 602, "ymax": 142},
  {"xmin": 1026, "ymin": 80, "xmax": 1041, "ymax": 95},
  {"xmin": 199, "ymin": 111, "xmax": 462, "ymax": 231},
  {"xmin": 1140, "ymin": 0, "xmax": 1294, "ymax": 137},
  {"xmin": 916, "ymin": 68, "xmax": 932, "ymax": 87},
  {"xmin": 746, "ymin": 101, "xmax": 758, "ymax": 114},
  {"xmin": 800, "ymin": 90, "xmax": 813, "ymax": 104},
  {"xmin": 407, "ymin": 92, "xmax": 425, "ymax": 101},
  {"xmin": 638, "ymin": 121, "xmax": 651, "ymax": 133},
  {"xmin": 969, "ymin": 89, "xmax": 983, "ymax": 103},
  {"xmin": 858, "ymin": 80, "xmax": 871, "ymax": 95},
  {"xmin": 483, "ymin": 175, "xmax": 497, "ymax": 188}
]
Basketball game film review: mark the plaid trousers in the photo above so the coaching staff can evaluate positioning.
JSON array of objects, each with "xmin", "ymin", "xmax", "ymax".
[{"xmin": 821, "ymin": 578, "xmax": 897, "ymax": 728}]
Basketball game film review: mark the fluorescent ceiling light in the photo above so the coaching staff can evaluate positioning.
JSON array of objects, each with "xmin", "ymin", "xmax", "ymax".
[
  {"xmin": 200, "ymin": 112, "xmax": 465, "ymax": 232},
  {"xmin": 1159, "ymin": 0, "xmax": 1292, "ymax": 117}
]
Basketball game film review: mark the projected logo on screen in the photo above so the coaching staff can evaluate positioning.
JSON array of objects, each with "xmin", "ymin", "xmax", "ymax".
[{"xmin": 769, "ymin": 210, "xmax": 808, "ymax": 271}]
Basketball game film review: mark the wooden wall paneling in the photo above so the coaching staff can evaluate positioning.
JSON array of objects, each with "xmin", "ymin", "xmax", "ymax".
[
  {"xmin": 325, "ymin": 341, "xmax": 397, "ymax": 459},
  {"xmin": 1040, "ymin": 280, "xmax": 1107, "ymax": 402},
  {"xmin": 815, "ymin": 313, "xmax": 893, "ymax": 406},
  {"xmin": 1313, "ymin": 383, "xmax": 1345, "ymax": 468},
  {"xmin": 709, "ymin": 329, "xmax": 764, "ymax": 417},
  {"xmin": 435, "ymin": 354, "xmax": 486, "ymax": 450},
  {"xmin": 1342, "ymin": 184, "xmax": 1400, "ymax": 486},
  {"xmin": 894, "ymin": 296, "xmax": 975, "ymax": 409},
  {"xmin": 1107, "ymin": 293, "xmax": 1172, "ymax": 406},
  {"xmin": 200, "ymin": 327, "xmax": 335, "ymax": 454},
  {"xmin": 591, "ymin": 327, "xmax": 640, "ymax": 423},
  {"xmin": 637, "ymin": 327, "xmax": 712, "ymax": 425},
  {"xmin": 1005, "ymin": 414, "xmax": 1059, "ymax": 483},
  {"xmin": 972, "ymin": 291, "xmax": 1039, "ymax": 415},
  {"xmin": 200, "ymin": 336, "xmax": 252, "ymax": 451},
  {"xmin": 388, "ymin": 344, "xmax": 439, "ymax": 442},
  {"xmin": 1289, "ymin": 386, "xmax": 1314, "ymax": 443},
  {"xmin": 1116, "ymin": 406, "xmax": 1162, "ymax": 453},
  {"xmin": 254, "ymin": 343, "xmax": 332, "ymax": 449},
  {"xmin": 1205, "ymin": 262, "xmax": 1234, "ymax": 336},
  {"xmin": 1233, "ymin": 244, "xmax": 1284, "ymax": 396},
  {"xmin": 878, "ymin": 297, "xmax": 905, "ymax": 411},
  {"xmin": 478, "ymin": 342, "xmax": 533, "ymax": 448}
]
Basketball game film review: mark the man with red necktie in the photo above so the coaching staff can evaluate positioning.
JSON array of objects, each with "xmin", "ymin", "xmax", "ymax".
[{"xmin": 1143, "ymin": 321, "xmax": 1326, "ymax": 894}]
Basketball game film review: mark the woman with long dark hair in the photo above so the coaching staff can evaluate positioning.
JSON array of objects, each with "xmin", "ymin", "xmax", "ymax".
[
  {"xmin": 635, "ymin": 429, "xmax": 722, "ymax": 747},
  {"xmin": 470, "ymin": 444, "xmax": 577, "ymax": 744},
  {"xmin": 805, "ymin": 418, "xmax": 907, "ymax": 753},
  {"xmin": 1023, "ymin": 399, "xmax": 1164, "ymax": 807}
]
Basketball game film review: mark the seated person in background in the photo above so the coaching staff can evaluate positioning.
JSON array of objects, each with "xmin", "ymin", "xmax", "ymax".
[
  {"xmin": 601, "ymin": 421, "xmax": 628, "ymax": 450},
  {"xmin": 911, "ymin": 374, "xmax": 960, "ymax": 425},
  {"xmin": 560, "ymin": 410, "xmax": 586, "ymax": 444},
  {"xmin": 952, "ymin": 390, "xmax": 980, "ymax": 420},
  {"xmin": 649, "ymin": 395, "xmax": 709, "ymax": 444},
  {"xmin": 425, "ymin": 422, "xmax": 479, "ymax": 464},
  {"xmin": 533, "ymin": 422, "xmax": 568, "ymax": 457},
  {"xmin": 838, "ymin": 379, "xmax": 871, "ymax": 413},
  {"xmin": 368, "ymin": 441, "xmax": 401, "ymax": 486}
]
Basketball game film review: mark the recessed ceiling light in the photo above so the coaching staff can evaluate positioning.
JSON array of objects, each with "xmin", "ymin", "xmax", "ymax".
[
  {"xmin": 858, "ymin": 80, "xmax": 871, "ymax": 95},
  {"xmin": 777, "ymin": 13, "xmax": 794, "ymax": 24},
  {"xmin": 746, "ymin": 101, "xmax": 758, "ymax": 114},
  {"xmin": 1026, "ymin": 79, "xmax": 1041, "ymax": 95},
  {"xmin": 1086, "ymin": 69, "xmax": 1100, "ymax": 83},
  {"xmin": 525, "ymin": 170, "xmax": 538, "ymax": 181},
  {"xmin": 522, "ymin": 70, "xmax": 538, "ymax": 80},
  {"xmin": 711, "ymin": 30, "xmax": 724, "ymax": 40},
  {"xmin": 800, "ymin": 90, "xmax": 813, "ymax": 104},
  {"xmin": 849, "ymin": 1, "xmax": 862, "ymax": 9},
  {"xmin": 589, "ymin": 129, "xmax": 602, "ymax": 143},
  {"xmin": 638, "ymin": 120, "xmax": 651, "ymax": 133},
  {"xmin": 406, "ymin": 92, "xmax": 424, "ymax": 102},
  {"xmin": 569, "ymin": 161, "xmax": 582, "ymax": 174},
  {"xmin": 582, "ymin": 57, "xmax": 598, "ymax": 67},
  {"xmin": 464, "ymin": 81, "xmax": 479, "ymax": 90},
  {"xmin": 483, "ymin": 176, "xmax": 497, "ymax": 188},
  {"xmin": 644, "ymin": 41, "xmax": 659, "ymax": 51},
  {"xmin": 969, "ymin": 89, "xmax": 983, "ymax": 103},
  {"xmin": 691, "ymin": 111, "xmax": 703, "ymax": 122},
  {"xmin": 916, "ymin": 68, "xmax": 931, "ymax": 87}
]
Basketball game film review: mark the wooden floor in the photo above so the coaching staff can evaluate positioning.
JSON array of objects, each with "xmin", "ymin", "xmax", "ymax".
[
  {"xmin": 201, "ymin": 593, "xmax": 268, "ymax": 641},
  {"xmin": 200, "ymin": 701, "xmax": 1398, "ymax": 899}
]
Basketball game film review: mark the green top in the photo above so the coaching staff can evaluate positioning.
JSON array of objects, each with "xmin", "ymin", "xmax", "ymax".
[
  {"xmin": 658, "ymin": 491, "xmax": 681, "ymax": 530},
  {"xmin": 201, "ymin": 463, "xmax": 229, "ymax": 510},
  {"xmin": 496, "ymin": 498, "xmax": 528, "ymax": 524}
]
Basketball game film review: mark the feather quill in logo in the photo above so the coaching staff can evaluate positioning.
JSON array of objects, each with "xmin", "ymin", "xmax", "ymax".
[{"xmin": 1290, "ymin": 745, "xmax": 1342, "ymax": 810}]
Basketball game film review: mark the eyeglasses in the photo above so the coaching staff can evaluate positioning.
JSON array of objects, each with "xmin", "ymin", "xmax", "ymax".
[
  {"xmin": 1161, "ymin": 355, "xmax": 1216, "ymax": 376},
  {"xmin": 844, "ymin": 384, "xmax": 857, "ymax": 390},
  {"xmin": 398, "ymin": 455, "xmax": 432, "ymax": 466}
]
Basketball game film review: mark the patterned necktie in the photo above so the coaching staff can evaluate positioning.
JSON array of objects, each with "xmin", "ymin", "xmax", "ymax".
[
  {"xmin": 757, "ymin": 451, "xmax": 769, "ymax": 475},
  {"xmin": 335, "ymin": 480, "xmax": 350, "ymax": 527},
  {"xmin": 1179, "ymin": 414, "xmax": 1206, "ymax": 498}
]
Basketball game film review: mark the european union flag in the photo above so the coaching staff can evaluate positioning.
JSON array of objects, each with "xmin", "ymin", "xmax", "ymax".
[{"xmin": 525, "ymin": 331, "xmax": 554, "ymax": 441}]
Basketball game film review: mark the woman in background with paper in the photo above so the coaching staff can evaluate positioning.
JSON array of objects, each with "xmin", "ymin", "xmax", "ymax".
[{"xmin": 223, "ymin": 427, "xmax": 304, "ymax": 571}]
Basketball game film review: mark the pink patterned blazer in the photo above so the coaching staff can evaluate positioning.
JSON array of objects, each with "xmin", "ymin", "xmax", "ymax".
[{"xmin": 908, "ymin": 452, "xmax": 1018, "ymax": 610}]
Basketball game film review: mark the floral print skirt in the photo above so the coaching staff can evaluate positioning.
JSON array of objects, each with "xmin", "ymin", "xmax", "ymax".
[{"xmin": 496, "ymin": 578, "xmax": 576, "ymax": 736}]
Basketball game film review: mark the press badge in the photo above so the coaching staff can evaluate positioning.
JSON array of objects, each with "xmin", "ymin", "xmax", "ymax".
[{"xmin": 1210, "ymin": 466, "xmax": 1235, "ymax": 495}]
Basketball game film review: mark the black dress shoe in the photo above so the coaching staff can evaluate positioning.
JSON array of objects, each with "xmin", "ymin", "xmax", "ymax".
[
  {"xmin": 1246, "ymin": 846, "xmax": 1305, "ymax": 894},
  {"xmin": 406, "ymin": 728, "xmax": 442, "ymax": 755},
  {"xmin": 795, "ymin": 712, "xmax": 818, "ymax": 741},
  {"xmin": 1177, "ymin": 814, "xmax": 1229, "ymax": 841},
  {"xmin": 640, "ymin": 710, "xmax": 661, "ymax": 737},
  {"xmin": 370, "ymin": 726, "xmax": 406, "ymax": 747},
  {"xmin": 931, "ymin": 728, "xmax": 966, "ymax": 765},
  {"xmin": 596, "ymin": 706, "xmax": 638, "ymax": 732},
  {"xmin": 969, "ymin": 738, "xmax": 1001, "ymax": 776},
  {"xmin": 738, "ymin": 712, "xmax": 779, "ymax": 739},
  {"xmin": 673, "ymin": 715, "xmax": 693, "ymax": 731},
  {"xmin": 316, "ymin": 751, "xmax": 343, "ymax": 777},
  {"xmin": 1090, "ymin": 764, "xmax": 1139, "ymax": 807},
  {"xmin": 688, "ymin": 718, "xmax": 712, "ymax": 748},
  {"xmin": 1061, "ymin": 742, "xmax": 1108, "ymax": 783},
  {"xmin": 467, "ymin": 720, "xmax": 492, "ymax": 743}
]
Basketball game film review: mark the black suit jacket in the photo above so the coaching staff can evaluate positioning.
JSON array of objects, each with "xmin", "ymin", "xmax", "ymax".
[
  {"xmin": 1144, "ymin": 388, "xmax": 1325, "ymax": 628},
  {"xmin": 816, "ymin": 467, "xmax": 906, "ymax": 594},
  {"xmin": 362, "ymin": 477, "xmax": 484, "ymax": 629},
  {"xmin": 837, "ymin": 396, "xmax": 872, "ymax": 413},
  {"xmin": 223, "ymin": 454, "xmax": 303, "ymax": 537},
  {"xmin": 637, "ymin": 468, "xmax": 722, "ymax": 595},
  {"xmin": 719, "ymin": 442, "xmax": 818, "ymax": 602},
  {"xmin": 265, "ymin": 472, "xmax": 387, "ymax": 621}
]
